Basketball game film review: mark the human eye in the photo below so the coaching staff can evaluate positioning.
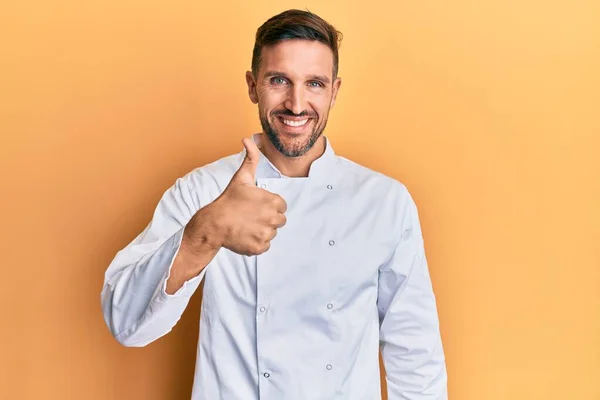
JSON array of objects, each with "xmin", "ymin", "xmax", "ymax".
[
  {"xmin": 307, "ymin": 81, "xmax": 324, "ymax": 88},
  {"xmin": 270, "ymin": 77, "xmax": 289, "ymax": 85}
]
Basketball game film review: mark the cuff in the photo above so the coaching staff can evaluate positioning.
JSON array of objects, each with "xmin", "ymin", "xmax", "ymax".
[{"xmin": 158, "ymin": 227, "xmax": 207, "ymax": 300}]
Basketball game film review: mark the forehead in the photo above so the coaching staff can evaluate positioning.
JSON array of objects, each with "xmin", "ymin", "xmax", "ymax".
[{"xmin": 258, "ymin": 39, "xmax": 334, "ymax": 78}]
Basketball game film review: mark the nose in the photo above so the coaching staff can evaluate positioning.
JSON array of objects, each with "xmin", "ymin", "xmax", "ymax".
[{"xmin": 284, "ymin": 84, "xmax": 306, "ymax": 115}]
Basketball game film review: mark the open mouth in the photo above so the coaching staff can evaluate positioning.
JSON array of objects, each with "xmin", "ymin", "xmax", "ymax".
[
  {"xmin": 279, "ymin": 117, "xmax": 309, "ymax": 127},
  {"xmin": 277, "ymin": 116, "xmax": 313, "ymax": 132}
]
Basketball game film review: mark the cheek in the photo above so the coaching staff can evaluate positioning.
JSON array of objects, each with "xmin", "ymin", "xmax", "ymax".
[
  {"xmin": 258, "ymin": 91, "xmax": 286, "ymax": 113},
  {"xmin": 313, "ymin": 98, "xmax": 332, "ymax": 119}
]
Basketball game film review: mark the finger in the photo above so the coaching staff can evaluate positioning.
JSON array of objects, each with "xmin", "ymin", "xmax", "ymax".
[
  {"xmin": 273, "ymin": 195, "xmax": 288, "ymax": 214},
  {"xmin": 268, "ymin": 227, "xmax": 278, "ymax": 241},
  {"xmin": 269, "ymin": 213, "xmax": 287, "ymax": 228},
  {"xmin": 231, "ymin": 137, "xmax": 261, "ymax": 186}
]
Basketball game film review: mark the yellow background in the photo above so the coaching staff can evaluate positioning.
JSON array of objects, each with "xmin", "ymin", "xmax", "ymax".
[{"xmin": 1, "ymin": 0, "xmax": 599, "ymax": 399}]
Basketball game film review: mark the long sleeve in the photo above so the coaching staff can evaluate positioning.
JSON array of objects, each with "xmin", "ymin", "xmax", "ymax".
[
  {"xmin": 377, "ymin": 186, "xmax": 447, "ymax": 399},
  {"xmin": 101, "ymin": 173, "xmax": 208, "ymax": 347}
]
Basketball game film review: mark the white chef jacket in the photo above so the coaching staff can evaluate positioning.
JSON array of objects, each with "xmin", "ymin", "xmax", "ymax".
[{"xmin": 101, "ymin": 133, "xmax": 447, "ymax": 399}]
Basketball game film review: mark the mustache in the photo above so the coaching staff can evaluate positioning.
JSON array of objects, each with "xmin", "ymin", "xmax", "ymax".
[{"xmin": 271, "ymin": 110, "xmax": 317, "ymax": 118}]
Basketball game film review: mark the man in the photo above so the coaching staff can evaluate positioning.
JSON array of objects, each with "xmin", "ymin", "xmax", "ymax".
[{"xmin": 101, "ymin": 9, "xmax": 447, "ymax": 400}]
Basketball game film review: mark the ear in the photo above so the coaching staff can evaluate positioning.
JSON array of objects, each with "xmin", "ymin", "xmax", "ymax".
[
  {"xmin": 330, "ymin": 77, "xmax": 342, "ymax": 109},
  {"xmin": 245, "ymin": 71, "xmax": 258, "ymax": 104}
]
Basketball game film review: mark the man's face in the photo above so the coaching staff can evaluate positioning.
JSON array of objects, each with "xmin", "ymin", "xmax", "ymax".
[{"xmin": 246, "ymin": 39, "xmax": 341, "ymax": 157}]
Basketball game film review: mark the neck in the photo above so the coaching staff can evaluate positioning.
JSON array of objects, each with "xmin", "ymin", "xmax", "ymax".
[{"xmin": 259, "ymin": 133, "xmax": 326, "ymax": 178}]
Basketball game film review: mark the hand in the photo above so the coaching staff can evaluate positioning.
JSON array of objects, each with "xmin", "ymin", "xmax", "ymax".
[{"xmin": 191, "ymin": 137, "xmax": 287, "ymax": 256}]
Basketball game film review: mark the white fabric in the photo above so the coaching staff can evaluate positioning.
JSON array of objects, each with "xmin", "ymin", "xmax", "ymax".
[{"xmin": 101, "ymin": 133, "xmax": 447, "ymax": 399}]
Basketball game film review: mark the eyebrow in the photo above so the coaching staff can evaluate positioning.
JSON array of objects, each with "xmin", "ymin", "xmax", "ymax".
[{"xmin": 263, "ymin": 71, "xmax": 331, "ymax": 85}]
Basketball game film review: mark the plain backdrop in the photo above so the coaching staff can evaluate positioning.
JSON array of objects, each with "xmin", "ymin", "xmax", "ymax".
[{"xmin": 1, "ymin": 0, "xmax": 599, "ymax": 399}]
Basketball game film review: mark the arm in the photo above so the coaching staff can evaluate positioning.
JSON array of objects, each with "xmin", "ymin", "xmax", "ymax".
[
  {"xmin": 100, "ymin": 173, "xmax": 219, "ymax": 347},
  {"xmin": 166, "ymin": 206, "xmax": 223, "ymax": 294},
  {"xmin": 378, "ymin": 185, "xmax": 447, "ymax": 399},
  {"xmin": 101, "ymin": 137, "xmax": 285, "ymax": 347}
]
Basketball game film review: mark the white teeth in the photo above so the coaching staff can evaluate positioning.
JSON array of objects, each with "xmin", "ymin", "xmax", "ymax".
[{"xmin": 281, "ymin": 118, "xmax": 309, "ymax": 127}]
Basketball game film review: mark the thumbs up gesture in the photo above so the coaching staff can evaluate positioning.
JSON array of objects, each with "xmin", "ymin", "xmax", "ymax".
[
  {"xmin": 231, "ymin": 137, "xmax": 263, "ymax": 186},
  {"xmin": 187, "ymin": 138, "xmax": 288, "ymax": 256}
]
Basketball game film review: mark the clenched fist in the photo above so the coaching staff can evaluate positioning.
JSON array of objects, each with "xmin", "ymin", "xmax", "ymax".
[{"xmin": 186, "ymin": 137, "xmax": 288, "ymax": 256}]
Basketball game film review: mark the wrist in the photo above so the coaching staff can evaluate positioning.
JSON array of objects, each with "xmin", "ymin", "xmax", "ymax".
[{"xmin": 183, "ymin": 203, "xmax": 226, "ymax": 251}]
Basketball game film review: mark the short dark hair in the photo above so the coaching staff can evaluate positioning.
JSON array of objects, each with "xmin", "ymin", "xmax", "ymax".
[{"xmin": 251, "ymin": 9, "xmax": 343, "ymax": 79}]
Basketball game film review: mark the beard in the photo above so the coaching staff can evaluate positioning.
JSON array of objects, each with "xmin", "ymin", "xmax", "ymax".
[{"xmin": 259, "ymin": 108, "xmax": 330, "ymax": 158}]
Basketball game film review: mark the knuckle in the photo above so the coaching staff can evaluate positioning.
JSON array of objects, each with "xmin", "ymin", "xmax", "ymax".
[
  {"xmin": 250, "ymin": 243, "xmax": 262, "ymax": 255},
  {"xmin": 272, "ymin": 194, "xmax": 286, "ymax": 210},
  {"xmin": 261, "ymin": 228, "xmax": 272, "ymax": 241},
  {"xmin": 270, "ymin": 215, "xmax": 281, "ymax": 227}
]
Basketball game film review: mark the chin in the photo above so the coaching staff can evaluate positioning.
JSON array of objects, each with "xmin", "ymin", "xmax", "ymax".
[
  {"xmin": 261, "ymin": 115, "xmax": 323, "ymax": 158},
  {"xmin": 270, "ymin": 133, "xmax": 309, "ymax": 157}
]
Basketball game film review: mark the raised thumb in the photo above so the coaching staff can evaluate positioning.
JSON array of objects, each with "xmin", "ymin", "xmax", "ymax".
[{"xmin": 233, "ymin": 137, "xmax": 260, "ymax": 185}]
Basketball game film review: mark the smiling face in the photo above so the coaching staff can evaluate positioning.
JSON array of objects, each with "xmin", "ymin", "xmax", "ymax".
[{"xmin": 246, "ymin": 39, "xmax": 342, "ymax": 157}]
